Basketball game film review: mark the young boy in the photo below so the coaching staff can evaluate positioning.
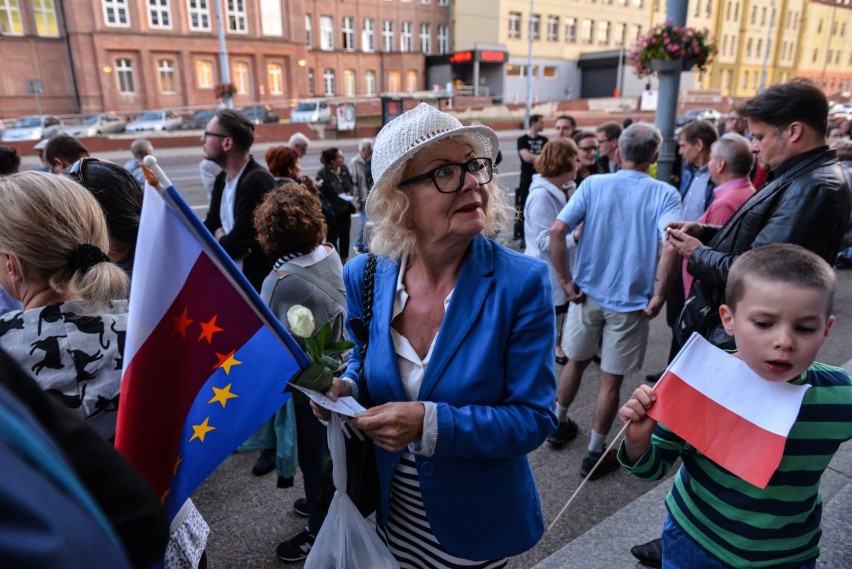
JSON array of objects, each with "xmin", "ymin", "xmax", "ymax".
[{"xmin": 618, "ymin": 243, "xmax": 852, "ymax": 568}]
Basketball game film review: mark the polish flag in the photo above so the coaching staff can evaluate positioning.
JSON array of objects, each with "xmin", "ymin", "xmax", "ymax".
[
  {"xmin": 115, "ymin": 165, "xmax": 309, "ymax": 520},
  {"xmin": 648, "ymin": 333, "xmax": 810, "ymax": 489}
]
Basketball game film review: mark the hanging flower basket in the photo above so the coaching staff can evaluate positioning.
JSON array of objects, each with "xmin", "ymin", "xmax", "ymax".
[
  {"xmin": 214, "ymin": 82, "xmax": 238, "ymax": 99},
  {"xmin": 628, "ymin": 21, "xmax": 716, "ymax": 77}
]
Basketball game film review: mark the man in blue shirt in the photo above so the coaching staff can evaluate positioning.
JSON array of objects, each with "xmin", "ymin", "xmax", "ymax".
[{"xmin": 548, "ymin": 123, "xmax": 681, "ymax": 479}]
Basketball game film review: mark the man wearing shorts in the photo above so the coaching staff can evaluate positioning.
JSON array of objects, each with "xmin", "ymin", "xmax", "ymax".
[{"xmin": 548, "ymin": 123, "xmax": 681, "ymax": 479}]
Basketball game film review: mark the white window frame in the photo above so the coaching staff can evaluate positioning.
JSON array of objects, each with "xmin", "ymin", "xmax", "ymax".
[
  {"xmin": 614, "ymin": 22, "xmax": 625, "ymax": 46},
  {"xmin": 420, "ymin": 23, "xmax": 432, "ymax": 54},
  {"xmin": 196, "ymin": 59, "xmax": 214, "ymax": 88},
  {"xmin": 362, "ymin": 18, "xmax": 375, "ymax": 52},
  {"xmin": 226, "ymin": 0, "xmax": 247, "ymax": 34},
  {"xmin": 0, "ymin": 0, "xmax": 22, "ymax": 36},
  {"xmin": 547, "ymin": 16, "xmax": 558, "ymax": 41},
  {"xmin": 305, "ymin": 15, "xmax": 313, "ymax": 48},
  {"xmin": 406, "ymin": 70, "xmax": 417, "ymax": 92},
  {"xmin": 268, "ymin": 63, "xmax": 283, "ymax": 94},
  {"xmin": 158, "ymin": 59, "xmax": 176, "ymax": 93},
  {"xmin": 233, "ymin": 61, "xmax": 249, "ymax": 94},
  {"xmin": 148, "ymin": 0, "xmax": 172, "ymax": 29},
  {"xmin": 581, "ymin": 19, "xmax": 593, "ymax": 44},
  {"xmin": 187, "ymin": 0, "xmax": 211, "ymax": 31},
  {"xmin": 364, "ymin": 70, "xmax": 376, "ymax": 96},
  {"xmin": 438, "ymin": 24, "xmax": 448, "ymax": 54},
  {"xmin": 438, "ymin": 0, "xmax": 448, "ymax": 5},
  {"xmin": 530, "ymin": 14, "xmax": 540, "ymax": 41},
  {"xmin": 323, "ymin": 68, "xmax": 336, "ymax": 96},
  {"xmin": 344, "ymin": 69, "xmax": 356, "ymax": 96},
  {"xmin": 116, "ymin": 58, "xmax": 136, "ymax": 93},
  {"xmin": 508, "ymin": 12, "xmax": 521, "ymax": 39},
  {"xmin": 565, "ymin": 17, "xmax": 576, "ymax": 42},
  {"xmin": 382, "ymin": 20, "xmax": 394, "ymax": 52},
  {"xmin": 103, "ymin": 0, "xmax": 130, "ymax": 28},
  {"xmin": 598, "ymin": 21, "xmax": 610, "ymax": 45},
  {"xmin": 342, "ymin": 16, "xmax": 355, "ymax": 50},
  {"xmin": 33, "ymin": 0, "xmax": 59, "ymax": 37},
  {"xmin": 401, "ymin": 21, "xmax": 413, "ymax": 52},
  {"xmin": 320, "ymin": 15, "xmax": 334, "ymax": 50}
]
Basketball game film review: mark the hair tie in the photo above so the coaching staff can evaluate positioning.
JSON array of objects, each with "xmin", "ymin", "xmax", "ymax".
[{"xmin": 70, "ymin": 244, "xmax": 109, "ymax": 274}]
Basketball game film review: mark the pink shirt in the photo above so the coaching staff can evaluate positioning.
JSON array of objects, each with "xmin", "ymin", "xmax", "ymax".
[{"xmin": 683, "ymin": 177, "xmax": 756, "ymax": 296}]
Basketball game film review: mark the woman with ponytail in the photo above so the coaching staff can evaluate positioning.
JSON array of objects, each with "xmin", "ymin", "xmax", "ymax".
[{"xmin": 0, "ymin": 171, "xmax": 129, "ymax": 440}]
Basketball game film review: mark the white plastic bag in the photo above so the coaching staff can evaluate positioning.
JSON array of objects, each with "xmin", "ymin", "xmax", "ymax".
[{"xmin": 304, "ymin": 413, "xmax": 399, "ymax": 569}]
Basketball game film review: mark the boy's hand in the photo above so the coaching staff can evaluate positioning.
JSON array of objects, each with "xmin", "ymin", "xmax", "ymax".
[{"xmin": 619, "ymin": 385, "xmax": 658, "ymax": 464}]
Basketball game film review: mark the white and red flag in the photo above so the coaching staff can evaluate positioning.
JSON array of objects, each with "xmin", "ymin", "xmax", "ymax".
[{"xmin": 648, "ymin": 333, "xmax": 810, "ymax": 489}]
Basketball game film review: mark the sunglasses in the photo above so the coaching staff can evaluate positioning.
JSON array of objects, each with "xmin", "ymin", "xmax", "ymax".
[
  {"xmin": 399, "ymin": 157, "xmax": 494, "ymax": 194},
  {"xmin": 66, "ymin": 157, "xmax": 101, "ymax": 185}
]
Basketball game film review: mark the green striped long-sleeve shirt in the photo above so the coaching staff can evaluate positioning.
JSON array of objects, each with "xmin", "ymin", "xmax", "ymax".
[{"xmin": 618, "ymin": 362, "xmax": 852, "ymax": 568}]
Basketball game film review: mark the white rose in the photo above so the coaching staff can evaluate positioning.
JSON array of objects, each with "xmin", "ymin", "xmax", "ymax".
[{"xmin": 287, "ymin": 305, "xmax": 316, "ymax": 338}]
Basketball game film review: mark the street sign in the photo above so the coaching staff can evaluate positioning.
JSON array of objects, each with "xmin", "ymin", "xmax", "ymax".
[
  {"xmin": 27, "ymin": 79, "xmax": 44, "ymax": 95},
  {"xmin": 337, "ymin": 104, "xmax": 356, "ymax": 131}
]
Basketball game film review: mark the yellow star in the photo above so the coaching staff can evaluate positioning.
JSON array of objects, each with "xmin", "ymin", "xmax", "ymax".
[
  {"xmin": 198, "ymin": 315, "xmax": 224, "ymax": 344},
  {"xmin": 189, "ymin": 417, "xmax": 216, "ymax": 443},
  {"xmin": 173, "ymin": 456, "xmax": 183, "ymax": 475},
  {"xmin": 212, "ymin": 350, "xmax": 242, "ymax": 375},
  {"xmin": 209, "ymin": 383, "xmax": 239, "ymax": 408}
]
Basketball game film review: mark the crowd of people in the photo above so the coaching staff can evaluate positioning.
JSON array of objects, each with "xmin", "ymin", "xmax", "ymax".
[{"xmin": 0, "ymin": 77, "xmax": 851, "ymax": 569}]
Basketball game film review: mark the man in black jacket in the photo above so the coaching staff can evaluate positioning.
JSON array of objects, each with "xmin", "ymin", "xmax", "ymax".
[
  {"xmin": 630, "ymin": 78, "xmax": 852, "ymax": 568},
  {"xmin": 202, "ymin": 109, "xmax": 276, "ymax": 292}
]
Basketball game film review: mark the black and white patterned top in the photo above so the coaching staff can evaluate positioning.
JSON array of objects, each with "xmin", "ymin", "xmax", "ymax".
[{"xmin": 0, "ymin": 300, "xmax": 128, "ymax": 440}]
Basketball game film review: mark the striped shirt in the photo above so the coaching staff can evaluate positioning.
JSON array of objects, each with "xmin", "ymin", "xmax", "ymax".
[
  {"xmin": 620, "ymin": 362, "xmax": 852, "ymax": 568},
  {"xmin": 377, "ymin": 453, "xmax": 507, "ymax": 569}
]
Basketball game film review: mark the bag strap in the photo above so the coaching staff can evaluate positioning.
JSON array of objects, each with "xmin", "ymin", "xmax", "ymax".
[
  {"xmin": 280, "ymin": 261, "xmax": 346, "ymax": 308},
  {"xmin": 360, "ymin": 254, "xmax": 377, "ymax": 362}
]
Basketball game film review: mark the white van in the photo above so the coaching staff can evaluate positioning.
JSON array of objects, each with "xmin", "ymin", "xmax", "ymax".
[{"xmin": 290, "ymin": 100, "xmax": 331, "ymax": 124}]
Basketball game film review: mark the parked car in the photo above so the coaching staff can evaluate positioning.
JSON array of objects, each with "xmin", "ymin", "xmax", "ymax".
[
  {"xmin": 179, "ymin": 110, "xmax": 216, "ymax": 130},
  {"xmin": 676, "ymin": 108, "xmax": 721, "ymax": 127},
  {"xmin": 1, "ymin": 115, "xmax": 63, "ymax": 142},
  {"xmin": 63, "ymin": 113, "xmax": 126, "ymax": 137},
  {"xmin": 290, "ymin": 99, "xmax": 331, "ymax": 124},
  {"xmin": 241, "ymin": 105, "xmax": 279, "ymax": 124},
  {"xmin": 125, "ymin": 110, "xmax": 183, "ymax": 132}
]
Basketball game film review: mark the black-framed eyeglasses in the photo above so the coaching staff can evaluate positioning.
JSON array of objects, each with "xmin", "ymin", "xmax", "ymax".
[
  {"xmin": 203, "ymin": 131, "xmax": 230, "ymax": 140},
  {"xmin": 65, "ymin": 157, "xmax": 100, "ymax": 185},
  {"xmin": 399, "ymin": 157, "xmax": 493, "ymax": 194},
  {"xmin": 578, "ymin": 145, "xmax": 599, "ymax": 153}
]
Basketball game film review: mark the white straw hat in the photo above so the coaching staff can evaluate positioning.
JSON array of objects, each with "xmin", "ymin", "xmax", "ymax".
[{"xmin": 370, "ymin": 103, "xmax": 500, "ymax": 193}]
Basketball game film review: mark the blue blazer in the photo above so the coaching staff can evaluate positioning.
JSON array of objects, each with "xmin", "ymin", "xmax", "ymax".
[{"xmin": 342, "ymin": 235, "xmax": 558, "ymax": 559}]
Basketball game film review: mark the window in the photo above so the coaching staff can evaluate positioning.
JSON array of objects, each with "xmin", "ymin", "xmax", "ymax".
[
  {"xmin": 188, "ymin": 0, "xmax": 210, "ymax": 31},
  {"xmin": 598, "ymin": 21, "xmax": 610, "ymax": 45},
  {"xmin": 116, "ymin": 58, "xmax": 135, "ymax": 93},
  {"xmin": 342, "ymin": 16, "xmax": 355, "ymax": 50},
  {"xmin": 344, "ymin": 69, "xmax": 356, "ymax": 96},
  {"xmin": 362, "ymin": 19, "xmax": 375, "ymax": 52},
  {"xmin": 565, "ymin": 18, "xmax": 576, "ymax": 42},
  {"xmin": 722, "ymin": 35, "xmax": 728, "ymax": 55},
  {"xmin": 320, "ymin": 16, "xmax": 334, "ymax": 50},
  {"xmin": 827, "ymin": 50, "xmax": 833, "ymax": 64},
  {"xmin": 547, "ymin": 16, "xmax": 558, "ymax": 41},
  {"xmin": 268, "ymin": 63, "xmax": 283, "ymax": 94},
  {"xmin": 741, "ymin": 70, "xmax": 747, "ymax": 89},
  {"xmin": 308, "ymin": 68, "xmax": 315, "ymax": 95},
  {"xmin": 387, "ymin": 71, "xmax": 401, "ymax": 93},
  {"xmin": 322, "ymin": 68, "xmax": 335, "ymax": 97},
  {"xmin": 382, "ymin": 20, "xmax": 394, "ymax": 52},
  {"xmin": 103, "ymin": 0, "xmax": 130, "ymax": 27},
  {"xmin": 746, "ymin": 37, "xmax": 752, "ymax": 57},
  {"xmin": 750, "ymin": 6, "xmax": 756, "ymax": 24},
  {"xmin": 530, "ymin": 14, "xmax": 540, "ymax": 41},
  {"xmin": 812, "ymin": 48, "xmax": 818, "ymax": 63},
  {"xmin": 158, "ymin": 59, "xmax": 176, "ymax": 93},
  {"xmin": 614, "ymin": 22, "xmax": 625, "ymax": 46},
  {"xmin": 543, "ymin": 66, "xmax": 557, "ymax": 79},
  {"xmin": 734, "ymin": 1, "xmax": 739, "ymax": 20},
  {"xmin": 756, "ymin": 38, "xmax": 762, "ymax": 56},
  {"xmin": 364, "ymin": 70, "xmax": 376, "ymax": 96},
  {"xmin": 508, "ymin": 11, "xmax": 521, "ymax": 39},
  {"xmin": 420, "ymin": 23, "xmax": 432, "ymax": 54},
  {"xmin": 305, "ymin": 15, "xmax": 312, "ymax": 48},
  {"xmin": 406, "ymin": 70, "xmax": 417, "ymax": 92},
  {"xmin": 0, "ymin": 0, "xmax": 21, "ymax": 35},
  {"xmin": 438, "ymin": 24, "xmax": 448, "ymax": 53},
  {"xmin": 196, "ymin": 59, "xmax": 213, "ymax": 88},
  {"xmin": 438, "ymin": 0, "xmax": 448, "ymax": 6},
  {"xmin": 233, "ymin": 61, "xmax": 249, "ymax": 94},
  {"xmin": 32, "ymin": 0, "xmax": 58, "ymax": 36},
  {"xmin": 752, "ymin": 71, "xmax": 757, "ymax": 89},
  {"xmin": 226, "ymin": 0, "xmax": 246, "ymax": 33},
  {"xmin": 401, "ymin": 21, "xmax": 413, "ymax": 52},
  {"xmin": 581, "ymin": 19, "xmax": 593, "ymax": 44},
  {"xmin": 761, "ymin": 7, "xmax": 767, "ymax": 26},
  {"xmin": 260, "ymin": 0, "xmax": 282, "ymax": 35},
  {"xmin": 634, "ymin": 25, "xmax": 642, "ymax": 41},
  {"xmin": 148, "ymin": 0, "xmax": 171, "ymax": 28},
  {"xmin": 506, "ymin": 64, "xmax": 522, "ymax": 77},
  {"xmin": 817, "ymin": 19, "xmax": 822, "ymax": 34}
]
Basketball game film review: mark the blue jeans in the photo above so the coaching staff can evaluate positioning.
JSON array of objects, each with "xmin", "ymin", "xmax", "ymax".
[
  {"xmin": 355, "ymin": 209, "xmax": 368, "ymax": 252},
  {"xmin": 661, "ymin": 516, "xmax": 816, "ymax": 569}
]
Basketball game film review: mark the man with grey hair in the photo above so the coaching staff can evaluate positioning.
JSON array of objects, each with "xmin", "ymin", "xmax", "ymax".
[
  {"xmin": 545, "ymin": 123, "xmax": 681, "ymax": 479},
  {"xmin": 350, "ymin": 138, "xmax": 373, "ymax": 253},
  {"xmin": 288, "ymin": 132, "xmax": 310, "ymax": 157},
  {"xmin": 124, "ymin": 139, "xmax": 154, "ymax": 186}
]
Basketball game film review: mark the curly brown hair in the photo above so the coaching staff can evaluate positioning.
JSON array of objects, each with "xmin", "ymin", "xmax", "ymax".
[{"xmin": 253, "ymin": 182, "xmax": 327, "ymax": 258}]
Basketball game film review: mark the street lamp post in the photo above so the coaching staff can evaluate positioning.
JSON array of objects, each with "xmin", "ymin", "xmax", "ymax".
[
  {"xmin": 524, "ymin": 0, "xmax": 535, "ymax": 129},
  {"xmin": 213, "ymin": 0, "xmax": 233, "ymax": 109},
  {"xmin": 654, "ymin": 1, "xmax": 688, "ymax": 184}
]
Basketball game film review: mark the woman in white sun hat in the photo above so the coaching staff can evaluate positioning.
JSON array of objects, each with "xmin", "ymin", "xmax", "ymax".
[{"xmin": 321, "ymin": 103, "xmax": 558, "ymax": 567}]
